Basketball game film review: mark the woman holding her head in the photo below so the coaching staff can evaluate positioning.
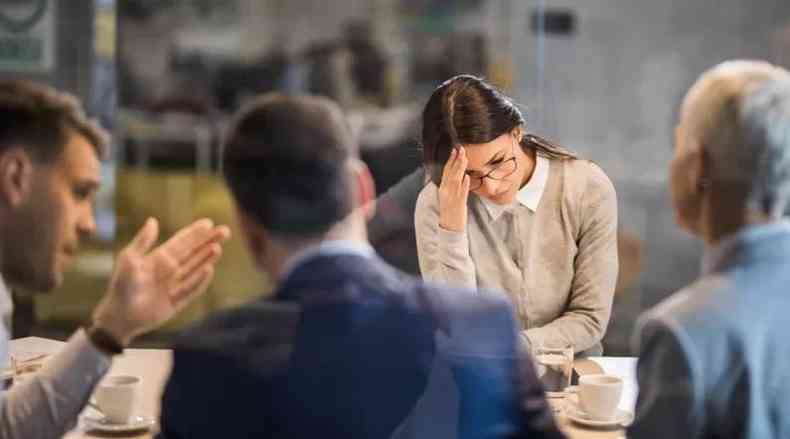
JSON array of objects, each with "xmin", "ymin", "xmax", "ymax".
[{"xmin": 415, "ymin": 75, "xmax": 618, "ymax": 356}]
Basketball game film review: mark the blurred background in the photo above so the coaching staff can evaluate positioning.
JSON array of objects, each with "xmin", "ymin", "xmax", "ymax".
[{"xmin": 4, "ymin": 0, "xmax": 790, "ymax": 353}]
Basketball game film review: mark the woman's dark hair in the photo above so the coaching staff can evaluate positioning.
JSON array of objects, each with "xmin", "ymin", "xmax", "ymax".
[{"xmin": 421, "ymin": 74, "xmax": 575, "ymax": 185}]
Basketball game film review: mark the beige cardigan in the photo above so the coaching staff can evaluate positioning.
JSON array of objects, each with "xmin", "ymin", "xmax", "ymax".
[{"xmin": 415, "ymin": 157, "xmax": 618, "ymax": 355}]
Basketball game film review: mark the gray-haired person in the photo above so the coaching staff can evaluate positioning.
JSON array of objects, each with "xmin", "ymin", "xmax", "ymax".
[{"xmin": 629, "ymin": 60, "xmax": 790, "ymax": 438}]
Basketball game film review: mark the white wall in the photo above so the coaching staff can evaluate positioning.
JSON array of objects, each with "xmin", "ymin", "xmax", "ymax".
[{"xmin": 505, "ymin": 0, "xmax": 790, "ymax": 351}]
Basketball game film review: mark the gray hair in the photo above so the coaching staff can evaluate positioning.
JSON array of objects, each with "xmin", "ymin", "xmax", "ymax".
[
  {"xmin": 740, "ymin": 79, "xmax": 790, "ymax": 216},
  {"xmin": 682, "ymin": 60, "xmax": 790, "ymax": 216}
]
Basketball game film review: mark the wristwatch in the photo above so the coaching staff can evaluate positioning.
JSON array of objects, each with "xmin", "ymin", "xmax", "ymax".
[{"xmin": 85, "ymin": 325, "xmax": 124, "ymax": 356}]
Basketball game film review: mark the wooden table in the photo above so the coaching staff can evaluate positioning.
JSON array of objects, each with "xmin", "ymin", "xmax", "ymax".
[
  {"xmin": 10, "ymin": 337, "xmax": 172, "ymax": 439},
  {"xmin": 10, "ymin": 338, "xmax": 637, "ymax": 439}
]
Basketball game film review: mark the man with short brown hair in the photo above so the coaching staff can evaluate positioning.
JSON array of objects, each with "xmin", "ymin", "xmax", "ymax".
[
  {"xmin": 158, "ymin": 94, "xmax": 563, "ymax": 439},
  {"xmin": 0, "ymin": 79, "xmax": 230, "ymax": 439}
]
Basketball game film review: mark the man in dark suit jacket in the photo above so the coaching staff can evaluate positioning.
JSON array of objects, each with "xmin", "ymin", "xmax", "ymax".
[{"xmin": 158, "ymin": 94, "xmax": 563, "ymax": 439}]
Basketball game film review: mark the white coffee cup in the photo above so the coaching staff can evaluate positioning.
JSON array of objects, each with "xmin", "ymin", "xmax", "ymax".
[
  {"xmin": 578, "ymin": 374, "xmax": 623, "ymax": 421},
  {"xmin": 93, "ymin": 375, "xmax": 140, "ymax": 424}
]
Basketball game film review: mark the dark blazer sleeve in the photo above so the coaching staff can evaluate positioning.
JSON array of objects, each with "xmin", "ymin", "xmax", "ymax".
[
  {"xmin": 431, "ymin": 286, "xmax": 566, "ymax": 439},
  {"xmin": 157, "ymin": 347, "xmax": 195, "ymax": 439},
  {"xmin": 157, "ymin": 330, "xmax": 269, "ymax": 439},
  {"xmin": 157, "ymin": 347, "xmax": 223, "ymax": 439},
  {"xmin": 510, "ymin": 343, "xmax": 567, "ymax": 439},
  {"xmin": 627, "ymin": 316, "xmax": 704, "ymax": 439}
]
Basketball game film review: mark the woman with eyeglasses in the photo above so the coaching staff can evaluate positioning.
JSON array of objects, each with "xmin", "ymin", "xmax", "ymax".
[{"xmin": 415, "ymin": 75, "xmax": 618, "ymax": 356}]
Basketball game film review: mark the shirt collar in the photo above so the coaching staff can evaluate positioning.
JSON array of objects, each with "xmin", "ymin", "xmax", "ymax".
[
  {"xmin": 516, "ymin": 153, "xmax": 550, "ymax": 211},
  {"xmin": 701, "ymin": 220, "xmax": 790, "ymax": 275},
  {"xmin": 0, "ymin": 275, "xmax": 12, "ymax": 334},
  {"xmin": 480, "ymin": 154, "xmax": 550, "ymax": 220},
  {"xmin": 279, "ymin": 240, "xmax": 375, "ymax": 282}
]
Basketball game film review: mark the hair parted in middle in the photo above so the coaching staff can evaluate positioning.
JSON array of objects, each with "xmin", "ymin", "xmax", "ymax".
[{"xmin": 421, "ymin": 74, "xmax": 575, "ymax": 185}]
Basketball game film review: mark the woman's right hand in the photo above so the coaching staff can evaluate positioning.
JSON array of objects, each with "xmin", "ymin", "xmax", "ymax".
[{"xmin": 438, "ymin": 147, "xmax": 470, "ymax": 232}]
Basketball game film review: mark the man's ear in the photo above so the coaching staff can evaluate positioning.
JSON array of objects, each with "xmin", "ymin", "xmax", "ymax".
[
  {"xmin": 695, "ymin": 146, "xmax": 711, "ymax": 192},
  {"xmin": 0, "ymin": 148, "xmax": 35, "ymax": 208},
  {"xmin": 675, "ymin": 125, "xmax": 708, "ymax": 194},
  {"xmin": 351, "ymin": 159, "xmax": 376, "ymax": 220},
  {"xmin": 685, "ymin": 141, "xmax": 709, "ymax": 194},
  {"xmin": 235, "ymin": 207, "xmax": 269, "ymax": 270}
]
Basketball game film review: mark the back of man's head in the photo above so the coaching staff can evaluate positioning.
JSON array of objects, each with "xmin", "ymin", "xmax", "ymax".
[
  {"xmin": 0, "ymin": 80, "xmax": 108, "ymax": 161},
  {"xmin": 223, "ymin": 94, "xmax": 356, "ymax": 237},
  {"xmin": 682, "ymin": 60, "xmax": 790, "ymax": 216},
  {"xmin": 739, "ymin": 78, "xmax": 790, "ymax": 215}
]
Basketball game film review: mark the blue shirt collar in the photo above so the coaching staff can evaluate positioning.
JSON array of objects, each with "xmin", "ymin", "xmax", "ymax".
[{"xmin": 701, "ymin": 220, "xmax": 790, "ymax": 275}]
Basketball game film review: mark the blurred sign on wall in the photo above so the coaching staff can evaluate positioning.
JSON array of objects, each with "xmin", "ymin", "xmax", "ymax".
[{"xmin": 0, "ymin": 0, "xmax": 54, "ymax": 72}]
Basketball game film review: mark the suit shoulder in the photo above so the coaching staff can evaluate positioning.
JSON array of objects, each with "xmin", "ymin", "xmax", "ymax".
[
  {"xmin": 173, "ymin": 299, "xmax": 300, "ymax": 353},
  {"xmin": 646, "ymin": 275, "xmax": 731, "ymax": 320},
  {"xmin": 636, "ymin": 274, "xmax": 736, "ymax": 349}
]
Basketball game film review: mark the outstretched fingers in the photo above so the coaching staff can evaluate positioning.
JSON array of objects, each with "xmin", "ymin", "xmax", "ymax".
[
  {"xmin": 177, "ymin": 241, "xmax": 223, "ymax": 285},
  {"xmin": 170, "ymin": 264, "xmax": 216, "ymax": 308},
  {"xmin": 128, "ymin": 218, "xmax": 160, "ymax": 256},
  {"xmin": 160, "ymin": 220, "xmax": 230, "ymax": 264}
]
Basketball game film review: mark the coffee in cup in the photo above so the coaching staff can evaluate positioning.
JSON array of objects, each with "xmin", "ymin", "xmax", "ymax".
[
  {"xmin": 93, "ymin": 375, "xmax": 140, "ymax": 424},
  {"xmin": 578, "ymin": 374, "xmax": 623, "ymax": 421}
]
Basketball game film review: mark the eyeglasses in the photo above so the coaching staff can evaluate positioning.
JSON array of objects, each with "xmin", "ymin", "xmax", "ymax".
[{"xmin": 464, "ymin": 138, "xmax": 519, "ymax": 191}]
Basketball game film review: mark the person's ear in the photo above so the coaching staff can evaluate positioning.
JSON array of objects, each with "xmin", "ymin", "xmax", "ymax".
[
  {"xmin": 686, "ymin": 141, "xmax": 709, "ymax": 194},
  {"xmin": 512, "ymin": 126, "xmax": 524, "ymax": 143},
  {"xmin": 696, "ymin": 147, "xmax": 711, "ymax": 193},
  {"xmin": 674, "ymin": 125, "xmax": 708, "ymax": 193},
  {"xmin": 235, "ymin": 207, "xmax": 269, "ymax": 270},
  {"xmin": 351, "ymin": 159, "xmax": 376, "ymax": 220},
  {"xmin": 0, "ymin": 148, "xmax": 35, "ymax": 208}
]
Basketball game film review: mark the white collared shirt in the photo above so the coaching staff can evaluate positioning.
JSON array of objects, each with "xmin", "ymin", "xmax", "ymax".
[
  {"xmin": 0, "ymin": 276, "xmax": 12, "ymax": 335},
  {"xmin": 480, "ymin": 154, "xmax": 550, "ymax": 221}
]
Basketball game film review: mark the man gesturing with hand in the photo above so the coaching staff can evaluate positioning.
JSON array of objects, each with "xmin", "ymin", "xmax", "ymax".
[
  {"xmin": 0, "ymin": 80, "xmax": 230, "ymax": 439},
  {"xmin": 91, "ymin": 217, "xmax": 226, "ymax": 347}
]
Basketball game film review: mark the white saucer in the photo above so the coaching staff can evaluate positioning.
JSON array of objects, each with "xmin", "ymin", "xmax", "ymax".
[
  {"xmin": 565, "ymin": 400, "xmax": 633, "ymax": 428},
  {"xmin": 83, "ymin": 414, "xmax": 156, "ymax": 433}
]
